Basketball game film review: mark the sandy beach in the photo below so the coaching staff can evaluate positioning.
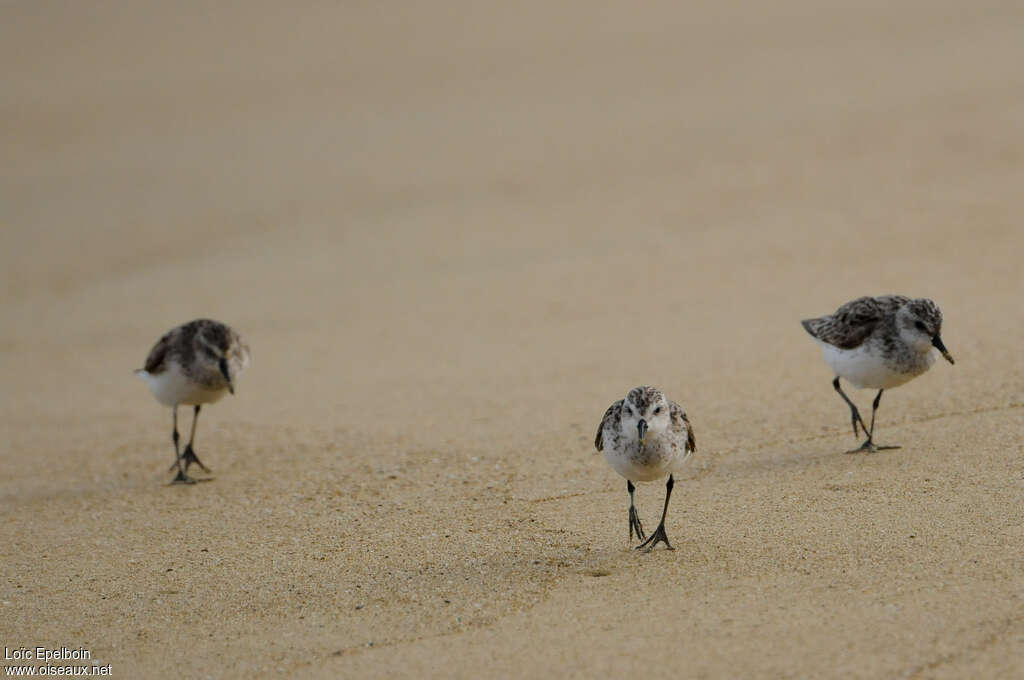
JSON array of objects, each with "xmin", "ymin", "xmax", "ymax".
[{"xmin": 2, "ymin": 1, "xmax": 1023, "ymax": 677}]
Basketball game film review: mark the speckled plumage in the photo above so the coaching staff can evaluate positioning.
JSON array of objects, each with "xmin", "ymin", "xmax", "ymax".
[
  {"xmin": 595, "ymin": 386, "xmax": 696, "ymax": 551},
  {"xmin": 136, "ymin": 319, "xmax": 250, "ymax": 483},
  {"xmin": 801, "ymin": 295, "xmax": 954, "ymax": 452},
  {"xmin": 141, "ymin": 319, "xmax": 249, "ymax": 394},
  {"xmin": 596, "ymin": 390, "xmax": 695, "ymax": 479},
  {"xmin": 801, "ymin": 296, "xmax": 949, "ymax": 390}
]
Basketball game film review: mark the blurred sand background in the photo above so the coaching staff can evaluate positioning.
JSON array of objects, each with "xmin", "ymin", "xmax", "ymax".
[{"xmin": 2, "ymin": 1, "xmax": 1023, "ymax": 677}]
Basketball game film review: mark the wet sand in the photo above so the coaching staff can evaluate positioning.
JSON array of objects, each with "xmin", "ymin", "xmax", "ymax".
[{"xmin": 2, "ymin": 1, "xmax": 1023, "ymax": 677}]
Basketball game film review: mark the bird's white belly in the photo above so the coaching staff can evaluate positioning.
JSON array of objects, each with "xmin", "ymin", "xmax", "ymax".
[
  {"xmin": 137, "ymin": 364, "xmax": 227, "ymax": 407},
  {"xmin": 817, "ymin": 340, "xmax": 932, "ymax": 390},
  {"xmin": 602, "ymin": 437, "xmax": 687, "ymax": 482}
]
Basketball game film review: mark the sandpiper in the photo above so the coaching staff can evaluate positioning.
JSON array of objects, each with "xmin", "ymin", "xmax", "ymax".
[
  {"xmin": 595, "ymin": 386, "xmax": 696, "ymax": 551},
  {"xmin": 802, "ymin": 295, "xmax": 953, "ymax": 452},
  {"xmin": 136, "ymin": 319, "xmax": 250, "ymax": 483}
]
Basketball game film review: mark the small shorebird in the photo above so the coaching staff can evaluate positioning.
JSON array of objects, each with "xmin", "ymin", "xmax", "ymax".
[
  {"xmin": 595, "ymin": 386, "xmax": 696, "ymax": 551},
  {"xmin": 135, "ymin": 319, "xmax": 250, "ymax": 483},
  {"xmin": 801, "ymin": 295, "xmax": 954, "ymax": 453}
]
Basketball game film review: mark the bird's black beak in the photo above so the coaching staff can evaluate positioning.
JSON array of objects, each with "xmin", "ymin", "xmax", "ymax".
[
  {"xmin": 932, "ymin": 335, "xmax": 955, "ymax": 365},
  {"xmin": 219, "ymin": 358, "xmax": 235, "ymax": 394},
  {"xmin": 637, "ymin": 419, "xmax": 648, "ymax": 445}
]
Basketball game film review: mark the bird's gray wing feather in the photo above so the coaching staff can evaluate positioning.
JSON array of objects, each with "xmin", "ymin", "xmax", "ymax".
[
  {"xmin": 669, "ymin": 401, "xmax": 696, "ymax": 453},
  {"xmin": 595, "ymin": 400, "xmax": 623, "ymax": 452},
  {"xmin": 141, "ymin": 331, "xmax": 174, "ymax": 373},
  {"xmin": 801, "ymin": 295, "xmax": 908, "ymax": 349}
]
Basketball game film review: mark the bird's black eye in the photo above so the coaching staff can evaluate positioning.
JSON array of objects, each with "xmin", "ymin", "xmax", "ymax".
[
  {"xmin": 914, "ymin": 321, "xmax": 927, "ymax": 331},
  {"xmin": 653, "ymin": 407, "xmax": 662, "ymax": 415}
]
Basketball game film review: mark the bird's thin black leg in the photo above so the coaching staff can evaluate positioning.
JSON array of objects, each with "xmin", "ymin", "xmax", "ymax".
[
  {"xmin": 636, "ymin": 475, "xmax": 675, "ymax": 552},
  {"xmin": 627, "ymin": 480, "xmax": 646, "ymax": 544},
  {"xmin": 181, "ymin": 405, "xmax": 211, "ymax": 473},
  {"xmin": 168, "ymin": 407, "xmax": 197, "ymax": 484},
  {"xmin": 846, "ymin": 389, "xmax": 901, "ymax": 453},
  {"xmin": 863, "ymin": 389, "xmax": 901, "ymax": 452},
  {"xmin": 833, "ymin": 377, "xmax": 870, "ymax": 439},
  {"xmin": 867, "ymin": 389, "xmax": 881, "ymax": 443}
]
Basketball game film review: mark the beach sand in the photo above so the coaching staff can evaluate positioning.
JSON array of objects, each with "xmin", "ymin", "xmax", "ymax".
[{"xmin": 2, "ymin": 1, "xmax": 1022, "ymax": 677}]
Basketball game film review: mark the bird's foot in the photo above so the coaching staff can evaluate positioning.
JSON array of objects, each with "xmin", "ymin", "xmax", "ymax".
[
  {"xmin": 629, "ymin": 505, "xmax": 646, "ymax": 543},
  {"xmin": 181, "ymin": 445, "xmax": 211, "ymax": 473},
  {"xmin": 635, "ymin": 522, "xmax": 674, "ymax": 553},
  {"xmin": 169, "ymin": 469, "xmax": 198, "ymax": 485},
  {"xmin": 168, "ymin": 464, "xmax": 214, "ymax": 485},
  {"xmin": 167, "ymin": 445, "xmax": 211, "ymax": 474},
  {"xmin": 845, "ymin": 440, "xmax": 901, "ymax": 454}
]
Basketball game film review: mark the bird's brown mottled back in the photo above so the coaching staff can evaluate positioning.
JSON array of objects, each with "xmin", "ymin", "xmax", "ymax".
[
  {"xmin": 801, "ymin": 295, "xmax": 910, "ymax": 349},
  {"xmin": 140, "ymin": 319, "xmax": 236, "ymax": 374}
]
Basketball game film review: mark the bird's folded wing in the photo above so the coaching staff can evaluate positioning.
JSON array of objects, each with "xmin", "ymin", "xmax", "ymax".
[
  {"xmin": 142, "ymin": 332, "xmax": 173, "ymax": 374},
  {"xmin": 802, "ymin": 296, "xmax": 905, "ymax": 349},
  {"xmin": 669, "ymin": 401, "xmax": 696, "ymax": 453},
  {"xmin": 594, "ymin": 400, "xmax": 623, "ymax": 451}
]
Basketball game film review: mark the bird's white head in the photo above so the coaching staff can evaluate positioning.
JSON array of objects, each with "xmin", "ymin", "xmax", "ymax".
[
  {"xmin": 895, "ymin": 298, "xmax": 954, "ymax": 364},
  {"xmin": 194, "ymin": 322, "xmax": 251, "ymax": 394},
  {"xmin": 621, "ymin": 385, "xmax": 671, "ymax": 446}
]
